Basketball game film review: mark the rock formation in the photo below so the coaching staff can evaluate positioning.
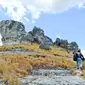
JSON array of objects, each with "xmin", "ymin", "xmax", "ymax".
[
  {"xmin": 0, "ymin": 20, "xmax": 78, "ymax": 50},
  {"xmin": 54, "ymin": 38, "xmax": 78, "ymax": 51},
  {"xmin": 0, "ymin": 20, "xmax": 26, "ymax": 45},
  {"xmin": 0, "ymin": 20, "xmax": 53, "ymax": 49}
]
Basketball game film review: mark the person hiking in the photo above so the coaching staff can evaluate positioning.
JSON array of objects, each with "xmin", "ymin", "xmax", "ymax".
[{"xmin": 73, "ymin": 49, "xmax": 84, "ymax": 70}]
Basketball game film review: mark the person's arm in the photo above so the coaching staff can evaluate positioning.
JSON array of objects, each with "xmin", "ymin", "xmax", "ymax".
[{"xmin": 81, "ymin": 53, "xmax": 84, "ymax": 60}]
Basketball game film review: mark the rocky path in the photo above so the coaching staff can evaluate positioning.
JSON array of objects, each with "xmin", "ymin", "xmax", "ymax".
[{"xmin": 20, "ymin": 67, "xmax": 85, "ymax": 85}]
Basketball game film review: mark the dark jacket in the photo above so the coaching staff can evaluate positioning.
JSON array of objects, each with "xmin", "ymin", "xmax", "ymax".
[{"xmin": 73, "ymin": 53, "xmax": 84, "ymax": 61}]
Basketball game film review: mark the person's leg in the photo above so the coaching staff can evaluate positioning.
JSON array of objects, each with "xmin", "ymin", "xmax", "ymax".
[
  {"xmin": 77, "ymin": 58, "xmax": 82, "ymax": 70},
  {"xmin": 76, "ymin": 59, "xmax": 79, "ymax": 69},
  {"xmin": 79, "ymin": 58, "xmax": 82, "ymax": 70}
]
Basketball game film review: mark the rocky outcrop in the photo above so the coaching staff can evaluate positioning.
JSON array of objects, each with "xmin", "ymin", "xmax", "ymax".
[
  {"xmin": 39, "ymin": 36, "xmax": 53, "ymax": 50},
  {"xmin": 54, "ymin": 38, "xmax": 78, "ymax": 51},
  {"xmin": 0, "ymin": 20, "xmax": 78, "ymax": 50},
  {"xmin": 31, "ymin": 26, "xmax": 44, "ymax": 44},
  {"xmin": 31, "ymin": 26, "xmax": 53, "ymax": 49},
  {"xmin": 0, "ymin": 20, "xmax": 26, "ymax": 45},
  {"xmin": 54, "ymin": 38, "xmax": 68, "ymax": 49},
  {"xmin": 0, "ymin": 20, "xmax": 53, "ymax": 49},
  {"xmin": 20, "ymin": 32, "xmax": 34, "ymax": 44},
  {"xmin": 67, "ymin": 42, "xmax": 78, "ymax": 51}
]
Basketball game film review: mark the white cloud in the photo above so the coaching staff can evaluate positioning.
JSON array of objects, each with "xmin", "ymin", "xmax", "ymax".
[
  {"xmin": 78, "ymin": 2, "xmax": 85, "ymax": 8},
  {"xmin": 0, "ymin": 0, "xmax": 85, "ymax": 23},
  {"xmin": 24, "ymin": 17, "xmax": 30, "ymax": 24},
  {"xmin": 0, "ymin": 0, "xmax": 27, "ymax": 21}
]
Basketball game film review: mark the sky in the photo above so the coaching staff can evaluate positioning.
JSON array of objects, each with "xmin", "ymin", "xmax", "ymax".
[{"xmin": 0, "ymin": 0, "xmax": 85, "ymax": 56}]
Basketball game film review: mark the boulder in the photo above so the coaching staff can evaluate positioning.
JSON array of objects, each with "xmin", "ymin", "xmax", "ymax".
[
  {"xmin": 32, "ymin": 26, "xmax": 53, "ymax": 49},
  {"xmin": 67, "ymin": 42, "xmax": 78, "ymax": 51},
  {"xmin": 54, "ymin": 38, "xmax": 61, "ymax": 46},
  {"xmin": 0, "ymin": 20, "xmax": 26, "ymax": 45},
  {"xmin": 54, "ymin": 38, "xmax": 78, "ymax": 51},
  {"xmin": 20, "ymin": 32, "xmax": 34, "ymax": 43},
  {"xmin": 55, "ymin": 38, "xmax": 68, "ymax": 48},
  {"xmin": 60, "ymin": 39, "xmax": 68, "ymax": 48},
  {"xmin": 43, "ymin": 36, "xmax": 53, "ymax": 45},
  {"xmin": 31, "ymin": 26, "xmax": 44, "ymax": 44},
  {"xmin": 39, "ymin": 42, "xmax": 52, "ymax": 50}
]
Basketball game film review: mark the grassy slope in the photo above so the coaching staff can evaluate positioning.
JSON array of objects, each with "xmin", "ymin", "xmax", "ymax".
[{"xmin": 0, "ymin": 43, "xmax": 85, "ymax": 84}]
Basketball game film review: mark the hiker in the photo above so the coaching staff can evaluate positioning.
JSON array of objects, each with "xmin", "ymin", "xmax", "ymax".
[{"xmin": 73, "ymin": 49, "xmax": 84, "ymax": 70}]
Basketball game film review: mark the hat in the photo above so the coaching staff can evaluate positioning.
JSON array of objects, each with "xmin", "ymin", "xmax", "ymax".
[{"xmin": 77, "ymin": 49, "xmax": 81, "ymax": 52}]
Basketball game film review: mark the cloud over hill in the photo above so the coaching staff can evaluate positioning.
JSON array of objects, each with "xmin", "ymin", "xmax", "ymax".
[{"xmin": 0, "ymin": 0, "xmax": 85, "ymax": 23}]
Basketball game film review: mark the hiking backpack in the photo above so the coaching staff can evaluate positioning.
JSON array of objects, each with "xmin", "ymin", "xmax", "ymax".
[{"xmin": 73, "ymin": 53, "xmax": 77, "ymax": 61}]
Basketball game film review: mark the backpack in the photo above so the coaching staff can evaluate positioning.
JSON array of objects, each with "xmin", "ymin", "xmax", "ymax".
[
  {"xmin": 73, "ymin": 53, "xmax": 84, "ymax": 61},
  {"xmin": 73, "ymin": 53, "xmax": 77, "ymax": 61}
]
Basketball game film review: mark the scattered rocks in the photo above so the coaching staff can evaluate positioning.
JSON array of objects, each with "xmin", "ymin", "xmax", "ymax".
[
  {"xmin": 39, "ymin": 42, "xmax": 52, "ymax": 50},
  {"xmin": 20, "ymin": 68, "xmax": 85, "ymax": 85},
  {"xmin": 54, "ymin": 38, "xmax": 78, "ymax": 51}
]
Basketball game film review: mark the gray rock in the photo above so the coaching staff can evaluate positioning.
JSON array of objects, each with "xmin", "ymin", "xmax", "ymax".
[
  {"xmin": 0, "ymin": 21, "xmax": 53, "ymax": 47},
  {"xmin": 31, "ymin": 26, "xmax": 53, "ymax": 49},
  {"xmin": 39, "ymin": 42, "xmax": 52, "ymax": 50},
  {"xmin": 54, "ymin": 38, "xmax": 61, "ymax": 46},
  {"xmin": 54, "ymin": 38, "xmax": 78, "ymax": 51},
  {"xmin": 20, "ymin": 68, "xmax": 85, "ymax": 85},
  {"xmin": 0, "ymin": 20, "xmax": 26, "ymax": 45},
  {"xmin": 43, "ymin": 36, "xmax": 53, "ymax": 45},
  {"xmin": 69, "ymin": 42, "xmax": 78, "ymax": 51},
  {"xmin": 32, "ymin": 26, "xmax": 44, "ymax": 44},
  {"xmin": 20, "ymin": 32, "xmax": 34, "ymax": 43},
  {"xmin": 55, "ymin": 38, "xmax": 68, "ymax": 48},
  {"xmin": 39, "ymin": 36, "xmax": 53, "ymax": 50},
  {"xmin": 32, "ymin": 26, "xmax": 44, "ymax": 36}
]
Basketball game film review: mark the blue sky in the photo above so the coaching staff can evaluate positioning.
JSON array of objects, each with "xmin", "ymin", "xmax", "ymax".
[
  {"xmin": 0, "ymin": 0, "xmax": 85, "ymax": 55},
  {"xmin": 32, "ymin": 8, "xmax": 85, "ymax": 49}
]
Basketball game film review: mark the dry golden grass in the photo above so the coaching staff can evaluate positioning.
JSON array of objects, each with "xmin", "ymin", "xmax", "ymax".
[
  {"xmin": 0, "ymin": 53, "xmax": 75, "ymax": 77},
  {"xmin": 0, "ymin": 43, "xmax": 76, "ymax": 84},
  {"xmin": 3, "ymin": 74, "xmax": 19, "ymax": 85},
  {"xmin": 0, "ymin": 43, "xmax": 71, "ymax": 58},
  {"xmin": 80, "ymin": 61, "xmax": 85, "ymax": 78}
]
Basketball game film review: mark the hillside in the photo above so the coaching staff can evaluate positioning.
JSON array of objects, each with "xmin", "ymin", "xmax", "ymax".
[
  {"xmin": 0, "ymin": 44, "xmax": 73, "ymax": 84},
  {"xmin": 0, "ymin": 20, "xmax": 85, "ymax": 85},
  {"xmin": 0, "ymin": 43, "xmax": 84, "ymax": 85}
]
